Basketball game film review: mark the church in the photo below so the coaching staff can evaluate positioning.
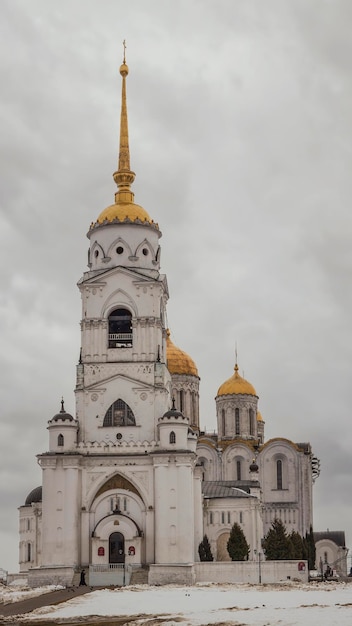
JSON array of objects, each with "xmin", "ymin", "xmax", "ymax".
[{"xmin": 18, "ymin": 55, "xmax": 319, "ymax": 587}]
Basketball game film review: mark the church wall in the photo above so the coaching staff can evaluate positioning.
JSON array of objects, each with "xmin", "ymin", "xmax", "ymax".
[
  {"xmin": 197, "ymin": 444, "xmax": 220, "ymax": 481},
  {"xmin": 39, "ymin": 456, "xmax": 81, "ymax": 568},
  {"xmin": 203, "ymin": 496, "xmax": 261, "ymax": 561},
  {"xmin": 18, "ymin": 505, "xmax": 41, "ymax": 572},
  {"xmin": 222, "ymin": 444, "xmax": 254, "ymax": 481},
  {"xmin": 194, "ymin": 560, "xmax": 308, "ymax": 584},
  {"xmin": 153, "ymin": 452, "xmax": 195, "ymax": 564}
]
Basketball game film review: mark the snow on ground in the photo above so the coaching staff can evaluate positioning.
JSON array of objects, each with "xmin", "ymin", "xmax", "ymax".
[
  {"xmin": 16, "ymin": 581, "xmax": 352, "ymax": 626},
  {"xmin": 0, "ymin": 583, "xmax": 64, "ymax": 604}
]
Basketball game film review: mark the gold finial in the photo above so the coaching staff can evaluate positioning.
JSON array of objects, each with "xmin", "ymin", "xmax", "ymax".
[{"xmin": 113, "ymin": 40, "xmax": 136, "ymax": 202}]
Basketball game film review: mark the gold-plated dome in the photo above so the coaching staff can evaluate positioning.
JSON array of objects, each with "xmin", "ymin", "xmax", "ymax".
[
  {"xmin": 96, "ymin": 202, "xmax": 153, "ymax": 225},
  {"xmin": 257, "ymin": 411, "xmax": 263, "ymax": 422},
  {"xmin": 166, "ymin": 330, "xmax": 198, "ymax": 377},
  {"xmin": 217, "ymin": 364, "xmax": 257, "ymax": 397}
]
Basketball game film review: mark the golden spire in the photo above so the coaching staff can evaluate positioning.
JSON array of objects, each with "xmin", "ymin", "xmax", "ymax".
[{"xmin": 113, "ymin": 40, "xmax": 136, "ymax": 203}]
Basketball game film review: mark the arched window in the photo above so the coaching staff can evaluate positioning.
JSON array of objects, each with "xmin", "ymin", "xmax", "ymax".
[
  {"xmin": 277, "ymin": 459, "xmax": 283, "ymax": 490},
  {"xmin": 249, "ymin": 408, "xmax": 255, "ymax": 436},
  {"xmin": 236, "ymin": 459, "xmax": 242, "ymax": 481},
  {"xmin": 179, "ymin": 390, "xmax": 184, "ymax": 412},
  {"xmin": 103, "ymin": 399, "xmax": 136, "ymax": 427},
  {"xmin": 169, "ymin": 431, "xmax": 176, "ymax": 444},
  {"xmin": 108, "ymin": 308, "xmax": 132, "ymax": 348},
  {"xmin": 221, "ymin": 409, "xmax": 226, "ymax": 435},
  {"xmin": 58, "ymin": 434, "xmax": 64, "ymax": 447},
  {"xmin": 235, "ymin": 408, "xmax": 240, "ymax": 435},
  {"xmin": 27, "ymin": 542, "xmax": 31, "ymax": 562}
]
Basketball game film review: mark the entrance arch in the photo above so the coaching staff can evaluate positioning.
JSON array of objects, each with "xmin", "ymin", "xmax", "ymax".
[
  {"xmin": 109, "ymin": 532, "xmax": 125, "ymax": 563},
  {"xmin": 217, "ymin": 532, "xmax": 231, "ymax": 561}
]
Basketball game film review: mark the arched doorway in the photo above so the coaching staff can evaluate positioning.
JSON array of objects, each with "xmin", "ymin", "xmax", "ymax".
[
  {"xmin": 109, "ymin": 532, "xmax": 125, "ymax": 563},
  {"xmin": 217, "ymin": 532, "xmax": 231, "ymax": 561}
]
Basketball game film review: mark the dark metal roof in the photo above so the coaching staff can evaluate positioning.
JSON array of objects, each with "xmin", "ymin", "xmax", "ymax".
[
  {"xmin": 314, "ymin": 531, "xmax": 346, "ymax": 547},
  {"xmin": 202, "ymin": 481, "xmax": 255, "ymax": 499},
  {"xmin": 24, "ymin": 486, "xmax": 42, "ymax": 506}
]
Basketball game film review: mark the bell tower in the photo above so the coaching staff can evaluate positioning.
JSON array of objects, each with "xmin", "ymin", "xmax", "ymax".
[{"xmin": 75, "ymin": 54, "xmax": 171, "ymax": 445}]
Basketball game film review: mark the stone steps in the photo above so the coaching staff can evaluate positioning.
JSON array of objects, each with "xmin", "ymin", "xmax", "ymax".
[{"xmin": 129, "ymin": 566, "xmax": 149, "ymax": 585}]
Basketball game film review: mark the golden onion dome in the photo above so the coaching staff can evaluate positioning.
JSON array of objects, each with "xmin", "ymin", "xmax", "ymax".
[
  {"xmin": 217, "ymin": 364, "xmax": 257, "ymax": 397},
  {"xmin": 166, "ymin": 330, "xmax": 199, "ymax": 377},
  {"xmin": 95, "ymin": 202, "xmax": 154, "ymax": 226},
  {"xmin": 257, "ymin": 411, "xmax": 263, "ymax": 422}
]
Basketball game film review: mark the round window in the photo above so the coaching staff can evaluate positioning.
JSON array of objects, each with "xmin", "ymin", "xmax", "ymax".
[
  {"xmin": 116, "ymin": 246, "xmax": 124, "ymax": 255},
  {"xmin": 116, "ymin": 433, "xmax": 122, "ymax": 440},
  {"xmin": 142, "ymin": 248, "xmax": 149, "ymax": 256}
]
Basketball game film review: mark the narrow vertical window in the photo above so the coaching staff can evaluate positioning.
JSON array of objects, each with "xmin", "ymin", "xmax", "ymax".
[
  {"xmin": 235, "ymin": 408, "xmax": 240, "ymax": 435},
  {"xmin": 170, "ymin": 431, "xmax": 176, "ymax": 444},
  {"xmin": 221, "ymin": 512, "xmax": 225, "ymax": 524},
  {"xmin": 209, "ymin": 512, "xmax": 213, "ymax": 524},
  {"xmin": 277, "ymin": 459, "xmax": 283, "ymax": 490},
  {"xmin": 58, "ymin": 434, "xmax": 64, "ymax": 447},
  {"xmin": 236, "ymin": 459, "xmax": 241, "ymax": 481},
  {"xmin": 27, "ymin": 542, "xmax": 31, "ymax": 562},
  {"xmin": 239, "ymin": 512, "xmax": 243, "ymax": 524},
  {"xmin": 222, "ymin": 409, "xmax": 226, "ymax": 435},
  {"xmin": 179, "ymin": 390, "xmax": 184, "ymax": 412},
  {"xmin": 249, "ymin": 408, "xmax": 255, "ymax": 436},
  {"xmin": 227, "ymin": 511, "xmax": 231, "ymax": 524}
]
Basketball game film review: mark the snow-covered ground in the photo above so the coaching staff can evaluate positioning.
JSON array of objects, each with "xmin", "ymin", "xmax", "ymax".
[
  {"xmin": 0, "ymin": 582, "xmax": 63, "ymax": 604},
  {"xmin": 4, "ymin": 581, "xmax": 352, "ymax": 625}
]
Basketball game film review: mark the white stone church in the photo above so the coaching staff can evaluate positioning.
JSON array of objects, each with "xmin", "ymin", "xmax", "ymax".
[{"xmin": 19, "ymin": 57, "xmax": 319, "ymax": 587}]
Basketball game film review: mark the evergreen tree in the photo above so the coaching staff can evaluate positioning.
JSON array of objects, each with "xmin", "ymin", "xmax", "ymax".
[
  {"xmin": 227, "ymin": 522, "xmax": 250, "ymax": 561},
  {"xmin": 305, "ymin": 526, "xmax": 316, "ymax": 570},
  {"xmin": 198, "ymin": 534, "xmax": 213, "ymax": 561},
  {"xmin": 289, "ymin": 530, "xmax": 305, "ymax": 559},
  {"xmin": 262, "ymin": 518, "xmax": 294, "ymax": 560}
]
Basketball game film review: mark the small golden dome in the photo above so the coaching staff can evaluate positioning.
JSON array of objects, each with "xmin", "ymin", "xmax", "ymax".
[
  {"xmin": 257, "ymin": 411, "xmax": 263, "ymax": 422},
  {"xmin": 217, "ymin": 364, "xmax": 257, "ymax": 397},
  {"xmin": 166, "ymin": 330, "xmax": 198, "ymax": 377},
  {"xmin": 96, "ymin": 202, "xmax": 154, "ymax": 226}
]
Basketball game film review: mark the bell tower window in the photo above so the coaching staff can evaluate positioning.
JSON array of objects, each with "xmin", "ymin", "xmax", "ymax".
[
  {"xmin": 57, "ymin": 434, "xmax": 64, "ymax": 447},
  {"xmin": 169, "ymin": 431, "xmax": 176, "ymax": 444},
  {"xmin": 103, "ymin": 399, "xmax": 136, "ymax": 427},
  {"xmin": 108, "ymin": 308, "xmax": 132, "ymax": 348}
]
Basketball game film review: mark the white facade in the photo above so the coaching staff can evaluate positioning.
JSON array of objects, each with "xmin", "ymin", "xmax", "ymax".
[{"xmin": 19, "ymin": 59, "xmax": 319, "ymax": 585}]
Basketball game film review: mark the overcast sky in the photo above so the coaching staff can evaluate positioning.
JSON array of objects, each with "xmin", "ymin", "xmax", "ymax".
[{"xmin": 1, "ymin": 0, "xmax": 352, "ymax": 573}]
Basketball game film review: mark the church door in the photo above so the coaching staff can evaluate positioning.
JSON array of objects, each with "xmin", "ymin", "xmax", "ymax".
[{"xmin": 109, "ymin": 532, "xmax": 125, "ymax": 563}]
